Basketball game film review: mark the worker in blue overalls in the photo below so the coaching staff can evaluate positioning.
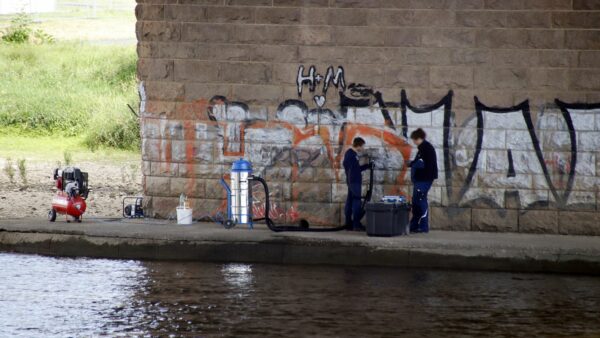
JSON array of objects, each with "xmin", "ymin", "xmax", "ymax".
[
  {"xmin": 343, "ymin": 137, "xmax": 372, "ymax": 231},
  {"xmin": 408, "ymin": 128, "xmax": 438, "ymax": 233}
]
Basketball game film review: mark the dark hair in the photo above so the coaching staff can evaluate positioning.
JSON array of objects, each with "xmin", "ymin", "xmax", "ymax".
[
  {"xmin": 352, "ymin": 137, "xmax": 365, "ymax": 147},
  {"xmin": 410, "ymin": 128, "xmax": 426, "ymax": 140}
]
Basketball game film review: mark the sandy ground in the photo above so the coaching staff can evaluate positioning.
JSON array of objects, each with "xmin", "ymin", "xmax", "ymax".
[{"xmin": 0, "ymin": 158, "xmax": 142, "ymax": 219}]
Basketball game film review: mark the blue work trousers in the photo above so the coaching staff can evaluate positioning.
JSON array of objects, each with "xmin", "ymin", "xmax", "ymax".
[
  {"xmin": 410, "ymin": 181, "xmax": 433, "ymax": 233},
  {"xmin": 345, "ymin": 183, "xmax": 362, "ymax": 228}
]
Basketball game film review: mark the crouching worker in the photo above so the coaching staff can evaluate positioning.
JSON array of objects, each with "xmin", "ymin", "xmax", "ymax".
[
  {"xmin": 408, "ymin": 128, "xmax": 438, "ymax": 233},
  {"xmin": 343, "ymin": 137, "xmax": 371, "ymax": 231}
]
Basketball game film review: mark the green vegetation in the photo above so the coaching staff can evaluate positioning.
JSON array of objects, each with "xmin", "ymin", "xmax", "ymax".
[
  {"xmin": 0, "ymin": 133, "xmax": 138, "ymax": 163},
  {"xmin": 17, "ymin": 158, "xmax": 27, "ymax": 185},
  {"xmin": 1, "ymin": 12, "xmax": 54, "ymax": 44},
  {"xmin": 63, "ymin": 150, "xmax": 73, "ymax": 165},
  {"xmin": 0, "ymin": 42, "xmax": 139, "ymax": 150},
  {"xmin": 3, "ymin": 157, "xmax": 15, "ymax": 184}
]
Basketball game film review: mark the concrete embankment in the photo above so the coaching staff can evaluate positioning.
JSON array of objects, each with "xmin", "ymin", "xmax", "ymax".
[{"xmin": 0, "ymin": 218, "xmax": 599, "ymax": 275}]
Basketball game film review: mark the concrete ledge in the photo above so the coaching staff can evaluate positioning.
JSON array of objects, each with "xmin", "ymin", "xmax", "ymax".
[{"xmin": 1, "ymin": 218, "xmax": 599, "ymax": 275}]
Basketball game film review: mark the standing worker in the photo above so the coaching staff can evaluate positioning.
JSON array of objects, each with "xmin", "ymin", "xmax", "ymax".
[
  {"xmin": 408, "ymin": 128, "xmax": 438, "ymax": 233},
  {"xmin": 343, "ymin": 137, "xmax": 372, "ymax": 231}
]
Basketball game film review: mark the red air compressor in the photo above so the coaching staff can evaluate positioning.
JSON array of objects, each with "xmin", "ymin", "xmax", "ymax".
[{"xmin": 48, "ymin": 167, "xmax": 89, "ymax": 223}]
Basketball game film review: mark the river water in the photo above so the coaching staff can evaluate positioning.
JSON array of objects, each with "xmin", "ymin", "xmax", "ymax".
[{"xmin": 1, "ymin": 253, "xmax": 599, "ymax": 337}]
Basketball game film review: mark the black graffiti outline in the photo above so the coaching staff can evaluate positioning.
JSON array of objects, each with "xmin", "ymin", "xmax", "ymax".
[
  {"xmin": 340, "ymin": 83, "xmax": 397, "ymax": 130},
  {"xmin": 205, "ymin": 88, "xmax": 595, "ymax": 211},
  {"xmin": 400, "ymin": 90, "xmax": 453, "ymax": 200},
  {"xmin": 458, "ymin": 98, "xmax": 565, "ymax": 208},
  {"xmin": 276, "ymin": 99, "xmax": 309, "ymax": 126},
  {"xmin": 554, "ymin": 99, "xmax": 600, "ymax": 205},
  {"xmin": 507, "ymin": 149, "xmax": 516, "ymax": 178}
]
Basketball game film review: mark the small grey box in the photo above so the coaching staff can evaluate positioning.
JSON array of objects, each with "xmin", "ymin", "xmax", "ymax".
[{"xmin": 365, "ymin": 202, "xmax": 410, "ymax": 237}]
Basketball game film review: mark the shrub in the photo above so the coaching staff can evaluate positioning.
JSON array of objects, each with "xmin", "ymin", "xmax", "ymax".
[
  {"xmin": 17, "ymin": 158, "xmax": 27, "ymax": 185},
  {"xmin": 63, "ymin": 151, "xmax": 73, "ymax": 165},
  {"xmin": 1, "ymin": 12, "xmax": 54, "ymax": 44},
  {"xmin": 4, "ymin": 158, "xmax": 15, "ymax": 184},
  {"xmin": 84, "ymin": 109, "xmax": 140, "ymax": 151}
]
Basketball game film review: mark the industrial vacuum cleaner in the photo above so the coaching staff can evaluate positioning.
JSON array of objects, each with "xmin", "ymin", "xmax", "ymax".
[
  {"xmin": 48, "ymin": 167, "xmax": 89, "ymax": 223},
  {"xmin": 219, "ymin": 158, "xmax": 374, "ymax": 232}
]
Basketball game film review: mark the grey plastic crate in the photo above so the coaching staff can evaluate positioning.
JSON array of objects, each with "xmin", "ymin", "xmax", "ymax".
[{"xmin": 365, "ymin": 202, "xmax": 411, "ymax": 237}]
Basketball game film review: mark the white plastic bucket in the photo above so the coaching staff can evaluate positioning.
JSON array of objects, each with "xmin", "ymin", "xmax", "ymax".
[{"xmin": 176, "ymin": 207, "xmax": 193, "ymax": 225}]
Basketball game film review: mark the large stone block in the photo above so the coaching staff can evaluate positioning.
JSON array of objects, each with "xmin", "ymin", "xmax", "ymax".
[
  {"xmin": 148, "ymin": 196, "xmax": 179, "ymax": 219},
  {"xmin": 273, "ymin": 0, "xmax": 329, "ymax": 7},
  {"xmin": 294, "ymin": 202, "xmax": 341, "ymax": 226},
  {"xmin": 181, "ymin": 23, "xmax": 233, "ymax": 43},
  {"xmin": 474, "ymin": 67, "xmax": 528, "ymax": 90},
  {"xmin": 291, "ymin": 182, "xmax": 332, "ymax": 203},
  {"xmin": 528, "ymin": 68, "xmax": 567, "ymax": 91},
  {"xmin": 334, "ymin": 26, "xmax": 383, "ymax": 46},
  {"xmin": 382, "ymin": 27, "xmax": 421, "ymax": 47},
  {"xmin": 170, "ymin": 177, "xmax": 206, "ymax": 198},
  {"xmin": 144, "ymin": 81, "xmax": 185, "ymax": 101},
  {"xmin": 383, "ymin": 65, "xmax": 429, "ymax": 88},
  {"xmin": 150, "ymin": 162, "xmax": 179, "ymax": 177},
  {"xmin": 174, "ymin": 60, "xmax": 219, "ymax": 82},
  {"xmin": 430, "ymin": 207, "xmax": 472, "ymax": 230},
  {"xmin": 139, "ymin": 22, "xmax": 180, "ymax": 41},
  {"xmin": 332, "ymin": 0, "xmax": 380, "ymax": 8},
  {"xmin": 573, "ymin": 0, "xmax": 600, "ymax": 9},
  {"xmin": 565, "ymin": 30, "xmax": 600, "ymax": 50},
  {"xmin": 518, "ymin": 210, "xmax": 558, "ymax": 234},
  {"xmin": 205, "ymin": 6, "xmax": 256, "ymax": 23},
  {"xmin": 255, "ymin": 7, "xmax": 301, "ymax": 24},
  {"xmin": 136, "ymin": 4, "xmax": 164, "ymax": 21},
  {"xmin": 143, "ymin": 101, "xmax": 177, "ymax": 119},
  {"xmin": 164, "ymin": 5, "xmax": 205, "ymax": 21},
  {"xmin": 220, "ymin": 62, "xmax": 272, "ymax": 84},
  {"xmin": 507, "ymin": 12, "xmax": 551, "ymax": 28},
  {"xmin": 205, "ymin": 178, "xmax": 227, "ymax": 199},
  {"xmin": 569, "ymin": 70, "xmax": 600, "ymax": 91},
  {"xmin": 190, "ymin": 198, "xmax": 224, "ymax": 220},
  {"xmin": 145, "ymin": 176, "xmax": 171, "ymax": 196},
  {"xmin": 376, "ymin": 9, "xmax": 455, "ymax": 27},
  {"xmin": 179, "ymin": 164, "xmax": 224, "ymax": 179},
  {"xmin": 330, "ymin": 8, "xmax": 372, "ymax": 26},
  {"xmin": 455, "ymin": 10, "xmax": 506, "ymax": 27},
  {"xmin": 226, "ymin": 0, "xmax": 272, "ymax": 5},
  {"xmin": 558, "ymin": 211, "xmax": 600, "ymax": 235},
  {"xmin": 430, "ymin": 66, "xmax": 473, "ymax": 89},
  {"xmin": 421, "ymin": 28, "xmax": 476, "ymax": 48},
  {"xmin": 552, "ymin": 12, "xmax": 600, "ymax": 29},
  {"xmin": 230, "ymin": 84, "xmax": 283, "ymax": 105},
  {"xmin": 472, "ymin": 208, "xmax": 518, "ymax": 232}
]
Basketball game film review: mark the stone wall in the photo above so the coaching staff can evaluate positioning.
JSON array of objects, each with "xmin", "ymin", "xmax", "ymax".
[{"xmin": 136, "ymin": 0, "xmax": 600, "ymax": 235}]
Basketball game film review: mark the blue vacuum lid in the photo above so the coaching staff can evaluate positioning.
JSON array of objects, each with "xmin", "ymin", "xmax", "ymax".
[{"xmin": 232, "ymin": 158, "xmax": 253, "ymax": 172}]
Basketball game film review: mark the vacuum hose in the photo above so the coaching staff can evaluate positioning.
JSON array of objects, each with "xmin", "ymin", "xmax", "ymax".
[{"xmin": 252, "ymin": 164, "xmax": 374, "ymax": 232}]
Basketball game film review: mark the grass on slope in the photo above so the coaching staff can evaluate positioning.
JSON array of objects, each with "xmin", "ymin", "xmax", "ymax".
[
  {"xmin": 0, "ymin": 133, "xmax": 137, "ymax": 163},
  {"xmin": 0, "ymin": 42, "xmax": 139, "ymax": 151}
]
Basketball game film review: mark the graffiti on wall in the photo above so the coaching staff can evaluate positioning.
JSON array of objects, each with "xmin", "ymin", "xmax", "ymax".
[{"xmin": 145, "ymin": 65, "xmax": 600, "ymax": 221}]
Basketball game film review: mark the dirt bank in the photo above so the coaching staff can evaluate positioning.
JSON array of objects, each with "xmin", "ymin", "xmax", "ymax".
[{"xmin": 0, "ymin": 158, "xmax": 142, "ymax": 219}]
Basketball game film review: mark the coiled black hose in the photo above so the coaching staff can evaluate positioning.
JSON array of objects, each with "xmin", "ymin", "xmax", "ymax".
[{"xmin": 252, "ymin": 166, "xmax": 374, "ymax": 232}]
